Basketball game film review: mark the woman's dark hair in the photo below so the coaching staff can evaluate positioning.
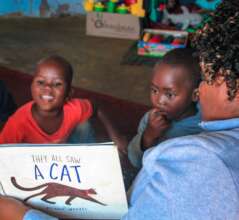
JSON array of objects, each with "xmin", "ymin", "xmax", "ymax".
[{"xmin": 192, "ymin": 0, "xmax": 239, "ymax": 100}]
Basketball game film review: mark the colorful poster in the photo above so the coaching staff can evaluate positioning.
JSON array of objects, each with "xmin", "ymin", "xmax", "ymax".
[{"xmin": 0, "ymin": 143, "xmax": 128, "ymax": 219}]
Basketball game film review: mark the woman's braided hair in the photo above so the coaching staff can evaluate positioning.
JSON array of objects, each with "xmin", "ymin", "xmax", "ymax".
[{"xmin": 192, "ymin": 0, "xmax": 239, "ymax": 100}]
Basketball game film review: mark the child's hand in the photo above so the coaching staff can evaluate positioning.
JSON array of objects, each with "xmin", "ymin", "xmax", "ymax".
[{"xmin": 142, "ymin": 109, "xmax": 171, "ymax": 151}]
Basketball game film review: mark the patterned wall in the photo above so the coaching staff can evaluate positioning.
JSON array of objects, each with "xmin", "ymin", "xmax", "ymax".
[{"xmin": 0, "ymin": 0, "xmax": 85, "ymax": 17}]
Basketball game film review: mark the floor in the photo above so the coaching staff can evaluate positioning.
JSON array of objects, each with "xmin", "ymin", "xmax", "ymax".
[{"xmin": 0, "ymin": 15, "xmax": 152, "ymax": 105}]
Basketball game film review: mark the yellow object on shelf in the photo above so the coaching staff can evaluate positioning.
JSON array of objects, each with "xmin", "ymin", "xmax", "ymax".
[
  {"xmin": 84, "ymin": 0, "xmax": 94, "ymax": 12},
  {"xmin": 130, "ymin": 0, "xmax": 145, "ymax": 17}
]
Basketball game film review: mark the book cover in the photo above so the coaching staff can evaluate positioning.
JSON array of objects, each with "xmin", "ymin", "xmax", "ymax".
[{"xmin": 0, "ymin": 143, "xmax": 128, "ymax": 219}]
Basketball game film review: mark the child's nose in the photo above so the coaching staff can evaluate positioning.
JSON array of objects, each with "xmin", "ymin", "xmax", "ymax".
[
  {"xmin": 43, "ymin": 83, "xmax": 53, "ymax": 91},
  {"xmin": 157, "ymin": 94, "xmax": 166, "ymax": 106}
]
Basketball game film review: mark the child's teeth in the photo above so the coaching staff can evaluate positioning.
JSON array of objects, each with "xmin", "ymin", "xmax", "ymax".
[{"xmin": 42, "ymin": 95, "xmax": 53, "ymax": 100}]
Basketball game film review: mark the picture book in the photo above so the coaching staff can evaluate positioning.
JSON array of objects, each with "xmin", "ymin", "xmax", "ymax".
[{"xmin": 0, "ymin": 143, "xmax": 128, "ymax": 219}]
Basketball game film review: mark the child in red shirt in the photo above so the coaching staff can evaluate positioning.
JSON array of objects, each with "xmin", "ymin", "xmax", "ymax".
[{"xmin": 0, "ymin": 55, "xmax": 106, "ymax": 144}]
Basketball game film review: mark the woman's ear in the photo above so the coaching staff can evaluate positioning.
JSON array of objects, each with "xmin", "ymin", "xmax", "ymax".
[
  {"xmin": 234, "ymin": 90, "xmax": 239, "ymax": 103},
  {"xmin": 192, "ymin": 88, "xmax": 199, "ymax": 102}
]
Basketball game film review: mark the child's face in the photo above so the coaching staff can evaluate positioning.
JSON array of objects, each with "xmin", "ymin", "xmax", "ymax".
[
  {"xmin": 31, "ymin": 62, "xmax": 70, "ymax": 113},
  {"xmin": 150, "ymin": 63, "xmax": 195, "ymax": 120}
]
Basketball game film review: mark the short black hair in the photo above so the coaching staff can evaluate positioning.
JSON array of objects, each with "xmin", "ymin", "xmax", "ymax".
[
  {"xmin": 155, "ymin": 48, "xmax": 201, "ymax": 88},
  {"xmin": 36, "ymin": 55, "xmax": 73, "ymax": 87},
  {"xmin": 192, "ymin": 0, "xmax": 239, "ymax": 100}
]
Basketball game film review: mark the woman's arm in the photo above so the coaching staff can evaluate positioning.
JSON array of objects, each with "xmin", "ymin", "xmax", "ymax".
[{"xmin": 0, "ymin": 196, "xmax": 29, "ymax": 220}]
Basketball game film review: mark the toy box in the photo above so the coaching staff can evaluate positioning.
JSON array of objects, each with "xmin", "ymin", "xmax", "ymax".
[
  {"xmin": 86, "ymin": 12, "xmax": 140, "ymax": 40},
  {"xmin": 137, "ymin": 29, "xmax": 188, "ymax": 57}
]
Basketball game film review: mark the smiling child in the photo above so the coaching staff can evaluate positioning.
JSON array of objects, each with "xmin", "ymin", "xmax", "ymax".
[{"xmin": 0, "ymin": 55, "xmax": 106, "ymax": 144}]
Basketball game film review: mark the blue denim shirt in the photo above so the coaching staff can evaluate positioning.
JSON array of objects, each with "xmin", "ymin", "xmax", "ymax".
[
  {"xmin": 23, "ymin": 209, "xmax": 58, "ymax": 220},
  {"xmin": 123, "ymin": 118, "xmax": 239, "ymax": 220}
]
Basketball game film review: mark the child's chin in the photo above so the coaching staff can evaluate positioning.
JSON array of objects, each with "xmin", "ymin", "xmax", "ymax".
[{"xmin": 38, "ymin": 106, "xmax": 56, "ymax": 112}]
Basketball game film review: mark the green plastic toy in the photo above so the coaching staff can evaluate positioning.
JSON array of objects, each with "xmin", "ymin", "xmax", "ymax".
[
  {"xmin": 116, "ymin": 4, "xmax": 128, "ymax": 14},
  {"xmin": 94, "ymin": 2, "xmax": 105, "ymax": 12},
  {"xmin": 107, "ymin": 0, "xmax": 117, "ymax": 13}
]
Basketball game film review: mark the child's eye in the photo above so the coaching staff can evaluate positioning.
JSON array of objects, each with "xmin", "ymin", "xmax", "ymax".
[
  {"xmin": 150, "ymin": 87, "xmax": 158, "ymax": 94},
  {"xmin": 36, "ymin": 80, "xmax": 44, "ymax": 86},
  {"xmin": 165, "ymin": 92, "xmax": 175, "ymax": 99},
  {"xmin": 53, "ymin": 82, "xmax": 63, "ymax": 87}
]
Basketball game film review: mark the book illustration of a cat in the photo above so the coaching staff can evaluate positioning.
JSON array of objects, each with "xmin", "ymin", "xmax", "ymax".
[{"xmin": 11, "ymin": 177, "xmax": 106, "ymax": 206}]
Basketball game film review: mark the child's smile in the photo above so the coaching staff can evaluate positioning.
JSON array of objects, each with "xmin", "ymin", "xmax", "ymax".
[
  {"xmin": 38, "ymin": 94, "xmax": 55, "ymax": 108},
  {"xmin": 41, "ymin": 95, "xmax": 54, "ymax": 101}
]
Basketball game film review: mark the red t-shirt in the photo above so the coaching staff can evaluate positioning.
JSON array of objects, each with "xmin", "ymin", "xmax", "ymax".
[{"xmin": 0, "ymin": 98, "xmax": 93, "ymax": 144}]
